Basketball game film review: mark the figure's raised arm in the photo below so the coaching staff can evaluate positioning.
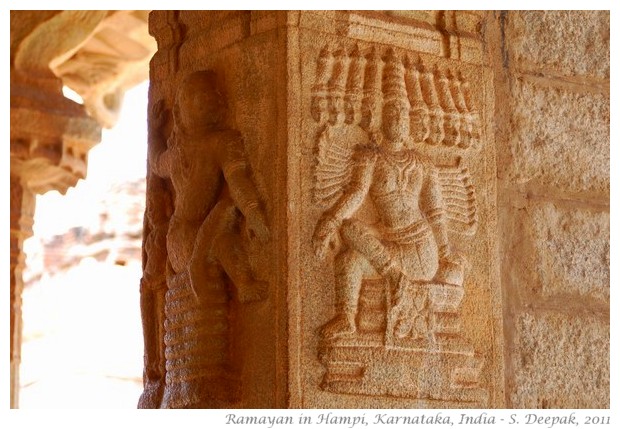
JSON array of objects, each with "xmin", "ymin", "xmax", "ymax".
[
  {"xmin": 419, "ymin": 160, "xmax": 450, "ymax": 259},
  {"xmin": 312, "ymin": 146, "xmax": 377, "ymax": 259},
  {"xmin": 221, "ymin": 131, "xmax": 270, "ymax": 243},
  {"xmin": 148, "ymin": 100, "xmax": 174, "ymax": 179}
]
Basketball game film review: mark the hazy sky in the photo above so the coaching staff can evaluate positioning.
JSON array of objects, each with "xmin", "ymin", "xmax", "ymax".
[{"xmin": 33, "ymin": 82, "xmax": 149, "ymax": 238}]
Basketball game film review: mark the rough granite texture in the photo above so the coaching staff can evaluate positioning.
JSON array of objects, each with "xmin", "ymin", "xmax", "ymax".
[
  {"xmin": 508, "ymin": 79, "xmax": 609, "ymax": 194},
  {"xmin": 143, "ymin": 10, "xmax": 504, "ymax": 409},
  {"xmin": 529, "ymin": 203, "xmax": 609, "ymax": 302},
  {"xmin": 511, "ymin": 312, "xmax": 609, "ymax": 409},
  {"xmin": 499, "ymin": 10, "xmax": 610, "ymax": 410},
  {"xmin": 508, "ymin": 10, "xmax": 610, "ymax": 79},
  {"xmin": 9, "ymin": 10, "xmax": 610, "ymax": 410}
]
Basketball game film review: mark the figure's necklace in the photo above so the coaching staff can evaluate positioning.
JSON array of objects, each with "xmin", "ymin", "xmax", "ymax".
[{"xmin": 383, "ymin": 148, "xmax": 419, "ymax": 185}]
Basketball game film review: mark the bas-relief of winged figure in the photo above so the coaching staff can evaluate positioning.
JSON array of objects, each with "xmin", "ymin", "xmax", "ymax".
[{"xmin": 310, "ymin": 45, "xmax": 478, "ymax": 342}]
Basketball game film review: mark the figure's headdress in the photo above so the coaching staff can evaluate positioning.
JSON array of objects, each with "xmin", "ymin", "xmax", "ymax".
[
  {"xmin": 181, "ymin": 70, "xmax": 228, "ymax": 110},
  {"xmin": 381, "ymin": 49, "xmax": 410, "ymax": 109},
  {"xmin": 345, "ymin": 44, "xmax": 365, "ymax": 97},
  {"xmin": 312, "ymin": 45, "xmax": 332, "ymax": 100},
  {"xmin": 327, "ymin": 45, "xmax": 349, "ymax": 100}
]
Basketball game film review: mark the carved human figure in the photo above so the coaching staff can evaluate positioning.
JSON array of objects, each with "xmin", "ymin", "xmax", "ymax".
[
  {"xmin": 313, "ymin": 94, "xmax": 458, "ymax": 339},
  {"xmin": 149, "ymin": 70, "xmax": 269, "ymax": 407},
  {"xmin": 138, "ymin": 100, "xmax": 173, "ymax": 408},
  {"xmin": 138, "ymin": 175, "xmax": 174, "ymax": 406},
  {"xmin": 151, "ymin": 70, "xmax": 269, "ymax": 302}
]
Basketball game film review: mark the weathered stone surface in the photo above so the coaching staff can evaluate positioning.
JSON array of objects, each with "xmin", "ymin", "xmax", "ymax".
[
  {"xmin": 528, "ymin": 203, "xmax": 609, "ymax": 302},
  {"xmin": 11, "ymin": 10, "xmax": 156, "ymax": 130},
  {"xmin": 10, "ymin": 175, "xmax": 35, "ymax": 409},
  {"xmin": 508, "ymin": 79, "xmax": 609, "ymax": 194},
  {"xmin": 142, "ymin": 48, "xmax": 278, "ymax": 407},
  {"xmin": 143, "ymin": 10, "xmax": 503, "ymax": 409},
  {"xmin": 297, "ymin": 25, "xmax": 501, "ymax": 408},
  {"xmin": 11, "ymin": 9, "xmax": 611, "ymax": 410},
  {"xmin": 508, "ymin": 10, "xmax": 610, "ymax": 79},
  {"xmin": 511, "ymin": 312, "xmax": 609, "ymax": 408},
  {"xmin": 495, "ymin": 9, "xmax": 610, "ymax": 413}
]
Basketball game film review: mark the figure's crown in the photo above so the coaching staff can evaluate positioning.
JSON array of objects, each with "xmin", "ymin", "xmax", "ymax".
[{"xmin": 382, "ymin": 49, "xmax": 410, "ymax": 108}]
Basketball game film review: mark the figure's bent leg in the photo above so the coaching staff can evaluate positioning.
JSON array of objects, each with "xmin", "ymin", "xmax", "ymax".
[
  {"xmin": 212, "ymin": 232, "xmax": 268, "ymax": 303},
  {"xmin": 191, "ymin": 197, "xmax": 266, "ymax": 303},
  {"xmin": 168, "ymin": 215, "xmax": 200, "ymax": 275},
  {"xmin": 340, "ymin": 219, "xmax": 402, "ymax": 284},
  {"xmin": 189, "ymin": 198, "xmax": 235, "ymax": 299},
  {"xmin": 321, "ymin": 248, "xmax": 375, "ymax": 339},
  {"xmin": 138, "ymin": 277, "xmax": 167, "ymax": 408}
]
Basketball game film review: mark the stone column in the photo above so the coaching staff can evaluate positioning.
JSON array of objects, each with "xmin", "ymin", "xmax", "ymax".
[
  {"xmin": 142, "ymin": 10, "xmax": 504, "ymax": 408},
  {"xmin": 9, "ymin": 175, "xmax": 34, "ymax": 409},
  {"xmin": 10, "ymin": 11, "xmax": 102, "ymax": 408}
]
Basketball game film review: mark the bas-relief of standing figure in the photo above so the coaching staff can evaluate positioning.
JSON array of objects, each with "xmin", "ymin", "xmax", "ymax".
[
  {"xmin": 152, "ymin": 71, "xmax": 270, "ymax": 301},
  {"xmin": 147, "ymin": 70, "xmax": 269, "ymax": 408},
  {"xmin": 138, "ymin": 100, "xmax": 174, "ymax": 408},
  {"xmin": 138, "ymin": 178, "xmax": 173, "ymax": 407}
]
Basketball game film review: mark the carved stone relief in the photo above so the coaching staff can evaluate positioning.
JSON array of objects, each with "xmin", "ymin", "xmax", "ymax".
[
  {"xmin": 139, "ymin": 70, "xmax": 270, "ymax": 408},
  {"xmin": 310, "ymin": 43, "xmax": 486, "ymax": 404}
]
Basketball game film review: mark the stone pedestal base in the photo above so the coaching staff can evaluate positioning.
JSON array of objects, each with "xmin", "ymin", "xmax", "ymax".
[
  {"xmin": 319, "ymin": 277, "xmax": 487, "ymax": 407},
  {"xmin": 320, "ymin": 336, "xmax": 487, "ymax": 407}
]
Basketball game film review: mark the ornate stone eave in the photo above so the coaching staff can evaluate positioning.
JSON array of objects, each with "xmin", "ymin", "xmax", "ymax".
[{"xmin": 52, "ymin": 10, "xmax": 156, "ymax": 128}]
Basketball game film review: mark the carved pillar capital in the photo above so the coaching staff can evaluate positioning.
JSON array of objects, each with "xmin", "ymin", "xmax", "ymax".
[
  {"xmin": 52, "ymin": 11, "xmax": 157, "ymax": 128},
  {"xmin": 11, "ymin": 10, "xmax": 104, "ymax": 194},
  {"xmin": 11, "ymin": 76, "xmax": 102, "ymax": 195}
]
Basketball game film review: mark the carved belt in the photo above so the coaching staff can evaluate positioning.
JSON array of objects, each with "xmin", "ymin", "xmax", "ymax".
[{"xmin": 383, "ymin": 220, "xmax": 431, "ymax": 245}]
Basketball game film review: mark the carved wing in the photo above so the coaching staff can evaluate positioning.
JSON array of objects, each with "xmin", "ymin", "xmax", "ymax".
[
  {"xmin": 437, "ymin": 162, "xmax": 478, "ymax": 236},
  {"xmin": 313, "ymin": 127, "xmax": 362, "ymax": 209}
]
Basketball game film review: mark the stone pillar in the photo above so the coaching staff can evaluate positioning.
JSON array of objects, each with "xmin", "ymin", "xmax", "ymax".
[
  {"xmin": 143, "ymin": 10, "xmax": 504, "ymax": 408},
  {"xmin": 9, "ymin": 175, "xmax": 34, "ymax": 409},
  {"xmin": 10, "ymin": 11, "xmax": 102, "ymax": 408}
]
